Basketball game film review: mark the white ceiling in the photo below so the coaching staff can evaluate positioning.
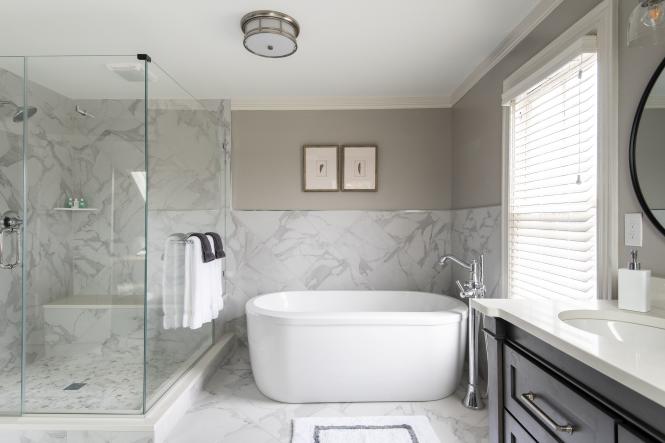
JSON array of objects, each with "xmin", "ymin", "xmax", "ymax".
[{"xmin": 2, "ymin": 0, "xmax": 551, "ymax": 103}]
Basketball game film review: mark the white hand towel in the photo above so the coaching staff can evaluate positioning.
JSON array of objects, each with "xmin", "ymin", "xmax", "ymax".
[{"xmin": 185, "ymin": 235, "xmax": 207, "ymax": 329}]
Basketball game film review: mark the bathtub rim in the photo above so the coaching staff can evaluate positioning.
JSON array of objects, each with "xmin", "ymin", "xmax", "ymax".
[{"xmin": 246, "ymin": 290, "xmax": 468, "ymax": 326}]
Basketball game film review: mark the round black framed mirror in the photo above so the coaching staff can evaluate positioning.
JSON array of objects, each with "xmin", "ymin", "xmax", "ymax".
[{"xmin": 630, "ymin": 56, "xmax": 665, "ymax": 237}]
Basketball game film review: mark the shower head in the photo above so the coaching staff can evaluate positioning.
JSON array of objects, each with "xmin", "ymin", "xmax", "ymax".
[{"xmin": 0, "ymin": 99, "xmax": 38, "ymax": 122}]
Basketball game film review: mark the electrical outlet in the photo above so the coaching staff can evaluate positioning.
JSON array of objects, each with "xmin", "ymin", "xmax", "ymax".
[{"xmin": 625, "ymin": 213, "xmax": 643, "ymax": 247}]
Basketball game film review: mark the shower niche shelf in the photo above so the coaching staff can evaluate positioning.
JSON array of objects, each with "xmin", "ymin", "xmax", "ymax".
[{"xmin": 53, "ymin": 207, "xmax": 99, "ymax": 212}]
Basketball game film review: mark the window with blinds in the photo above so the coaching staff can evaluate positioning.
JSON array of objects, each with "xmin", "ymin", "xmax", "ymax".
[{"xmin": 507, "ymin": 50, "xmax": 598, "ymax": 301}]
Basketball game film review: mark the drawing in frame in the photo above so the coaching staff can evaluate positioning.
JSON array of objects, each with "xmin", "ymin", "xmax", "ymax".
[
  {"xmin": 302, "ymin": 145, "xmax": 339, "ymax": 191},
  {"xmin": 341, "ymin": 145, "xmax": 377, "ymax": 191}
]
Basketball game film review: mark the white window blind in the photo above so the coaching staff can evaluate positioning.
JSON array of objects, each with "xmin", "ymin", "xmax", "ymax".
[{"xmin": 508, "ymin": 50, "xmax": 598, "ymax": 301}]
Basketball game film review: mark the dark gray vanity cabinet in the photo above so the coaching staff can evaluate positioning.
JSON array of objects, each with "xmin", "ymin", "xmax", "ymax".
[
  {"xmin": 484, "ymin": 317, "xmax": 665, "ymax": 443},
  {"xmin": 505, "ymin": 411, "xmax": 537, "ymax": 443}
]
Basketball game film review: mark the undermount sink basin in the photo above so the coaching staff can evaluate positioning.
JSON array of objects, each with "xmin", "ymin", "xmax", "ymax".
[{"xmin": 558, "ymin": 309, "xmax": 665, "ymax": 347}]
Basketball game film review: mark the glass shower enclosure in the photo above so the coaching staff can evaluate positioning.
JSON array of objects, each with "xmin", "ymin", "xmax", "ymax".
[{"xmin": 0, "ymin": 55, "xmax": 224, "ymax": 415}]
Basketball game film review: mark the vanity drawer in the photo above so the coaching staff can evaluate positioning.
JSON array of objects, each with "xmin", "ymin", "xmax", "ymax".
[
  {"xmin": 505, "ymin": 410, "xmax": 537, "ymax": 443},
  {"xmin": 504, "ymin": 344, "xmax": 615, "ymax": 443}
]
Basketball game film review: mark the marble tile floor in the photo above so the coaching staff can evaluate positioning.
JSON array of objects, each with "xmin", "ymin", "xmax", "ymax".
[{"xmin": 166, "ymin": 346, "xmax": 489, "ymax": 443}]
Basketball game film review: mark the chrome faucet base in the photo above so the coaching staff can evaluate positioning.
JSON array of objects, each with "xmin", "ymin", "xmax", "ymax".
[
  {"xmin": 439, "ymin": 253, "xmax": 486, "ymax": 411},
  {"xmin": 462, "ymin": 383, "xmax": 484, "ymax": 410}
]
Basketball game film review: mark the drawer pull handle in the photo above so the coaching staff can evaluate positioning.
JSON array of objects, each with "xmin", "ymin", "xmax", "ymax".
[{"xmin": 520, "ymin": 392, "xmax": 575, "ymax": 434}]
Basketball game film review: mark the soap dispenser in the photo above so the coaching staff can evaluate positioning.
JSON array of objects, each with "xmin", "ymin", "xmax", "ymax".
[{"xmin": 618, "ymin": 250, "xmax": 651, "ymax": 312}]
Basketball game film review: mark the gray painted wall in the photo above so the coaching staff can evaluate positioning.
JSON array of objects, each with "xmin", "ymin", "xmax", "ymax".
[
  {"xmin": 451, "ymin": 0, "xmax": 603, "ymax": 209},
  {"xmin": 451, "ymin": 0, "xmax": 665, "ymax": 278},
  {"xmin": 232, "ymin": 109, "xmax": 452, "ymax": 210}
]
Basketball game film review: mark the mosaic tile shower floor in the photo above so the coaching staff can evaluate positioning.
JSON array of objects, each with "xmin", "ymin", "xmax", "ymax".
[{"xmin": 0, "ymin": 341, "xmax": 203, "ymax": 413}]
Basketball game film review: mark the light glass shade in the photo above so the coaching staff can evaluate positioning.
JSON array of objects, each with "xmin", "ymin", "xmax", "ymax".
[
  {"xmin": 628, "ymin": 0, "xmax": 665, "ymax": 47},
  {"xmin": 244, "ymin": 32, "xmax": 297, "ymax": 58},
  {"xmin": 241, "ymin": 11, "xmax": 300, "ymax": 58}
]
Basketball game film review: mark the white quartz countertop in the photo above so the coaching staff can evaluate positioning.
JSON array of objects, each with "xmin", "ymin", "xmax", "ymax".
[{"xmin": 472, "ymin": 297, "xmax": 665, "ymax": 408}]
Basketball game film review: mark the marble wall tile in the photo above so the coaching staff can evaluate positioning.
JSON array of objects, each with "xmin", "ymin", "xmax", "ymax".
[
  {"xmin": 22, "ymin": 71, "xmax": 77, "ymax": 360},
  {"xmin": 0, "ymin": 63, "xmax": 228, "ymax": 414},
  {"xmin": 43, "ymin": 305, "xmax": 144, "ymax": 354},
  {"xmin": 0, "ymin": 64, "xmax": 26, "ymax": 413},
  {"xmin": 449, "ymin": 206, "xmax": 502, "ymax": 299},
  {"xmin": 70, "ymin": 98, "xmax": 146, "ymax": 298},
  {"xmin": 143, "ymin": 98, "xmax": 226, "ymax": 406},
  {"xmin": 449, "ymin": 205, "xmax": 502, "ymax": 392},
  {"xmin": 223, "ymin": 209, "xmax": 453, "ymax": 325},
  {"xmin": 147, "ymin": 104, "xmax": 222, "ymax": 211}
]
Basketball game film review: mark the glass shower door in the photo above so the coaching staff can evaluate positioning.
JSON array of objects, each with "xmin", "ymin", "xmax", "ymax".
[
  {"xmin": 21, "ymin": 55, "xmax": 147, "ymax": 414},
  {"xmin": 0, "ymin": 56, "xmax": 25, "ymax": 416}
]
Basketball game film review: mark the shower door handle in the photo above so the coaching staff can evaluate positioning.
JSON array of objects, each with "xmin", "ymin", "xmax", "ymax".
[{"xmin": 0, "ymin": 213, "xmax": 22, "ymax": 270}]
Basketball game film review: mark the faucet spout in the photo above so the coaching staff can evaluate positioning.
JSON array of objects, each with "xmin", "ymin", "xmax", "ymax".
[{"xmin": 438, "ymin": 255, "xmax": 471, "ymax": 270}]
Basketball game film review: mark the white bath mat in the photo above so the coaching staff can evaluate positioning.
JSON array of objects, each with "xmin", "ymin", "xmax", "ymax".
[{"xmin": 292, "ymin": 416, "xmax": 441, "ymax": 443}]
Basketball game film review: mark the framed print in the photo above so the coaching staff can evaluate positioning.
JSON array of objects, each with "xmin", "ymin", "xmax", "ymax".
[
  {"xmin": 303, "ymin": 145, "xmax": 339, "ymax": 191},
  {"xmin": 342, "ymin": 145, "xmax": 377, "ymax": 191}
]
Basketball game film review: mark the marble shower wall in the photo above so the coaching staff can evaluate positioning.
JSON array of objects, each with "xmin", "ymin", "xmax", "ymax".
[
  {"xmin": 23, "ymin": 71, "xmax": 78, "ymax": 359},
  {"xmin": 0, "ymin": 63, "xmax": 28, "ymax": 412},
  {"xmin": 70, "ymin": 99, "xmax": 146, "ymax": 298},
  {"xmin": 144, "ymin": 99, "xmax": 226, "ymax": 405}
]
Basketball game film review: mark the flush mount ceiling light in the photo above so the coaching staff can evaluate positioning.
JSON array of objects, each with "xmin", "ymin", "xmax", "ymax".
[
  {"xmin": 241, "ymin": 10, "xmax": 300, "ymax": 58},
  {"xmin": 628, "ymin": 0, "xmax": 665, "ymax": 46}
]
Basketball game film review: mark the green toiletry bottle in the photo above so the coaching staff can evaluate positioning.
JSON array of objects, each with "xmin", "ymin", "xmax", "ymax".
[
  {"xmin": 66, "ymin": 197, "xmax": 73, "ymax": 208},
  {"xmin": 79, "ymin": 198, "xmax": 88, "ymax": 209}
]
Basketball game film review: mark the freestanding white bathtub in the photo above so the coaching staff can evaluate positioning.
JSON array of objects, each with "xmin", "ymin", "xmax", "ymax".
[{"xmin": 246, "ymin": 291, "xmax": 468, "ymax": 403}]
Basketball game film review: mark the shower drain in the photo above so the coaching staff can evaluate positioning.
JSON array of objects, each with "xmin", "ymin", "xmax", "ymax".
[{"xmin": 64, "ymin": 382, "xmax": 87, "ymax": 391}]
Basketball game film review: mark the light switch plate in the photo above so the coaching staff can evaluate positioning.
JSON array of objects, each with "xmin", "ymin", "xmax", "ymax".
[{"xmin": 625, "ymin": 213, "xmax": 643, "ymax": 247}]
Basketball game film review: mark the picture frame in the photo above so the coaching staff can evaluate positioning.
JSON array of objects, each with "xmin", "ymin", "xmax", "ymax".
[
  {"xmin": 302, "ymin": 145, "xmax": 339, "ymax": 192},
  {"xmin": 341, "ymin": 145, "xmax": 377, "ymax": 191}
]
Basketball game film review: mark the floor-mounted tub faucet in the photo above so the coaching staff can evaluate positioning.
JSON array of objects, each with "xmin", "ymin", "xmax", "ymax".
[
  {"xmin": 439, "ymin": 253, "xmax": 485, "ymax": 410},
  {"xmin": 439, "ymin": 255, "xmax": 485, "ymax": 299}
]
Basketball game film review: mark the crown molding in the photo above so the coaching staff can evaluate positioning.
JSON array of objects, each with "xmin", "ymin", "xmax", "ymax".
[
  {"xmin": 230, "ymin": 96, "xmax": 452, "ymax": 111},
  {"xmin": 450, "ymin": 0, "xmax": 564, "ymax": 105},
  {"xmin": 231, "ymin": 0, "xmax": 561, "ymax": 111}
]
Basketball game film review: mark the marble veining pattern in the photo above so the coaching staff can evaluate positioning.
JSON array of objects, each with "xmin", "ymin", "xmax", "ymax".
[
  {"xmin": 0, "ymin": 65, "xmax": 77, "ymax": 411},
  {"xmin": 0, "ymin": 62, "xmax": 228, "ymax": 414},
  {"xmin": 223, "ymin": 210, "xmax": 453, "ymax": 325},
  {"xmin": 450, "ymin": 206, "xmax": 502, "ymax": 299},
  {"xmin": 221, "ymin": 206, "xmax": 502, "ymax": 339},
  {"xmin": 166, "ymin": 346, "xmax": 488, "ymax": 443}
]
